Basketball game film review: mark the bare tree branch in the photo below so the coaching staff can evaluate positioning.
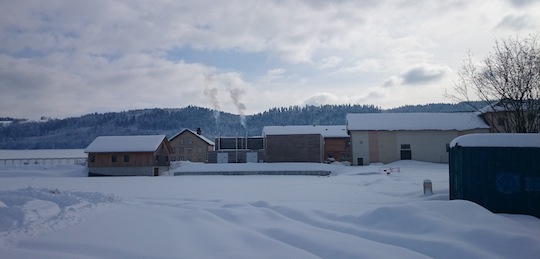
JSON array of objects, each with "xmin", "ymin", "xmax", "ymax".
[{"xmin": 450, "ymin": 34, "xmax": 540, "ymax": 133}]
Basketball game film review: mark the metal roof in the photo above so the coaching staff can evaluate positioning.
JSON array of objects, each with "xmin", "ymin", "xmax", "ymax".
[{"xmin": 346, "ymin": 113, "xmax": 490, "ymax": 131}]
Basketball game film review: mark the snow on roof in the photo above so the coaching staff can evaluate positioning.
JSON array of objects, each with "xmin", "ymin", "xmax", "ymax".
[
  {"xmin": 346, "ymin": 113, "xmax": 490, "ymax": 131},
  {"xmin": 262, "ymin": 125, "xmax": 349, "ymax": 138},
  {"xmin": 450, "ymin": 133, "xmax": 540, "ymax": 148},
  {"xmin": 169, "ymin": 129, "xmax": 215, "ymax": 145},
  {"xmin": 85, "ymin": 135, "xmax": 167, "ymax": 153}
]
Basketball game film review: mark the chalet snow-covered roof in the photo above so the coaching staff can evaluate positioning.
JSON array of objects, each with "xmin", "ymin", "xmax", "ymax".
[
  {"xmin": 262, "ymin": 125, "xmax": 348, "ymax": 138},
  {"xmin": 346, "ymin": 113, "xmax": 490, "ymax": 131},
  {"xmin": 85, "ymin": 135, "xmax": 168, "ymax": 153},
  {"xmin": 450, "ymin": 133, "xmax": 540, "ymax": 148},
  {"xmin": 169, "ymin": 128, "xmax": 215, "ymax": 146}
]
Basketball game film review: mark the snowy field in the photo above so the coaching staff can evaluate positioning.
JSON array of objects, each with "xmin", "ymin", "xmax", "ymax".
[{"xmin": 0, "ymin": 151, "xmax": 539, "ymax": 258}]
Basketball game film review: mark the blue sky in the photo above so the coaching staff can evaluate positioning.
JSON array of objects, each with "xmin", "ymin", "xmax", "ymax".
[{"xmin": 0, "ymin": 0, "xmax": 539, "ymax": 119}]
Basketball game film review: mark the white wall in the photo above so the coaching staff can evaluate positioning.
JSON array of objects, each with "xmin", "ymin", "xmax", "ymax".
[
  {"xmin": 396, "ymin": 130, "xmax": 457, "ymax": 163},
  {"xmin": 350, "ymin": 129, "xmax": 490, "ymax": 165},
  {"xmin": 350, "ymin": 131, "xmax": 369, "ymax": 165}
]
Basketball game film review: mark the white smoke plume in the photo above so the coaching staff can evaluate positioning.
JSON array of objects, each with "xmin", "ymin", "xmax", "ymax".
[
  {"xmin": 228, "ymin": 87, "xmax": 247, "ymax": 130},
  {"xmin": 203, "ymin": 75, "xmax": 220, "ymax": 124}
]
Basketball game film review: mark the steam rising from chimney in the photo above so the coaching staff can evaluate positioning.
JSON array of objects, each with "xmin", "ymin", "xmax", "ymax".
[
  {"xmin": 203, "ymin": 75, "xmax": 220, "ymax": 125},
  {"xmin": 203, "ymin": 73, "xmax": 248, "ymax": 132},
  {"xmin": 229, "ymin": 87, "xmax": 247, "ymax": 130}
]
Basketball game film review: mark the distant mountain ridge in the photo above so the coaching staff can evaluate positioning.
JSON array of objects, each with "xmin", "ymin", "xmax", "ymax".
[{"xmin": 0, "ymin": 102, "xmax": 483, "ymax": 149}]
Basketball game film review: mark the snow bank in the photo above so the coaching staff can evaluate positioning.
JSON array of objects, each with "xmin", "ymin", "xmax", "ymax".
[
  {"xmin": 0, "ymin": 159, "xmax": 538, "ymax": 258},
  {"xmin": 0, "ymin": 187, "xmax": 119, "ymax": 247},
  {"xmin": 0, "ymin": 165, "xmax": 87, "ymax": 177},
  {"xmin": 0, "ymin": 149, "xmax": 86, "ymax": 159}
]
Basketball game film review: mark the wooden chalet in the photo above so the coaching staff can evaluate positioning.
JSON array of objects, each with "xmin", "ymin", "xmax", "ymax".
[{"xmin": 85, "ymin": 135, "xmax": 173, "ymax": 176}]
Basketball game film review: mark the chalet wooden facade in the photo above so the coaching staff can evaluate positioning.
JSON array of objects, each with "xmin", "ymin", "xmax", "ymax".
[
  {"xmin": 85, "ymin": 135, "xmax": 173, "ymax": 176},
  {"xmin": 168, "ymin": 128, "xmax": 215, "ymax": 162}
]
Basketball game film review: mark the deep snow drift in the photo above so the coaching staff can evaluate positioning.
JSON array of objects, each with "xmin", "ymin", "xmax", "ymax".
[{"xmin": 0, "ymin": 156, "xmax": 539, "ymax": 258}]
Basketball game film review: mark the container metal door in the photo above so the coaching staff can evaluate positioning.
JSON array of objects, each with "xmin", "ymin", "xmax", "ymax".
[
  {"xmin": 246, "ymin": 152, "xmax": 258, "ymax": 163},
  {"xmin": 217, "ymin": 153, "xmax": 229, "ymax": 163}
]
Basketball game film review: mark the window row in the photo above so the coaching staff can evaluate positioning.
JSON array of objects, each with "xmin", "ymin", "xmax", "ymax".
[
  {"xmin": 172, "ymin": 147, "xmax": 204, "ymax": 154},
  {"xmin": 90, "ymin": 155, "xmax": 170, "ymax": 163},
  {"xmin": 174, "ymin": 156, "xmax": 203, "ymax": 162},
  {"xmin": 177, "ymin": 138, "xmax": 193, "ymax": 145}
]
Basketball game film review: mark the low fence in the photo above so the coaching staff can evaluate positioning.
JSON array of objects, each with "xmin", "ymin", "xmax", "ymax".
[{"xmin": 0, "ymin": 157, "xmax": 88, "ymax": 166}]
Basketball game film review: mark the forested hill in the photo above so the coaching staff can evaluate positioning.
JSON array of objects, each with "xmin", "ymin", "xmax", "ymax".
[{"xmin": 0, "ymin": 102, "xmax": 481, "ymax": 149}]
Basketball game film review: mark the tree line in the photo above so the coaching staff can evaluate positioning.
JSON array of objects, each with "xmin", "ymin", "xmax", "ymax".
[{"xmin": 0, "ymin": 103, "xmax": 475, "ymax": 149}]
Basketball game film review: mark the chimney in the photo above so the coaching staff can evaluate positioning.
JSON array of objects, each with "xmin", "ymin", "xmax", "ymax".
[{"xmin": 196, "ymin": 127, "xmax": 201, "ymax": 135}]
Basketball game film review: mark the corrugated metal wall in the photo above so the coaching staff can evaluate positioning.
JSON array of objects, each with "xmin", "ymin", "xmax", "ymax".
[
  {"xmin": 265, "ymin": 134, "xmax": 323, "ymax": 163},
  {"xmin": 449, "ymin": 146, "xmax": 540, "ymax": 218}
]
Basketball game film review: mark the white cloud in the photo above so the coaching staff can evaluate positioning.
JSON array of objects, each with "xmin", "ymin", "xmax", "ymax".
[
  {"xmin": 267, "ymin": 68, "xmax": 286, "ymax": 77},
  {"xmin": 383, "ymin": 64, "xmax": 452, "ymax": 87},
  {"xmin": 0, "ymin": 0, "xmax": 539, "ymax": 119},
  {"xmin": 496, "ymin": 14, "xmax": 536, "ymax": 30},
  {"xmin": 316, "ymin": 56, "xmax": 343, "ymax": 69},
  {"xmin": 301, "ymin": 91, "xmax": 386, "ymax": 107},
  {"xmin": 302, "ymin": 93, "xmax": 341, "ymax": 106}
]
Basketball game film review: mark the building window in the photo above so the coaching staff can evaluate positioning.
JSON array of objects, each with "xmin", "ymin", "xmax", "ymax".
[
  {"xmin": 179, "ymin": 156, "xmax": 184, "ymax": 161},
  {"xmin": 197, "ymin": 146, "xmax": 202, "ymax": 153},
  {"xmin": 111, "ymin": 155, "xmax": 117, "ymax": 163},
  {"xmin": 187, "ymin": 156, "xmax": 192, "ymax": 161},
  {"xmin": 179, "ymin": 147, "xmax": 184, "ymax": 154},
  {"xmin": 187, "ymin": 147, "xmax": 192, "ymax": 154},
  {"xmin": 188, "ymin": 138, "xmax": 193, "ymax": 145},
  {"xmin": 180, "ymin": 139, "xmax": 184, "ymax": 145},
  {"xmin": 401, "ymin": 144, "xmax": 411, "ymax": 150},
  {"xmin": 90, "ymin": 156, "xmax": 96, "ymax": 163},
  {"xmin": 172, "ymin": 148, "xmax": 176, "ymax": 153},
  {"xmin": 345, "ymin": 140, "xmax": 351, "ymax": 147},
  {"xmin": 124, "ymin": 155, "xmax": 129, "ymax": 162}
]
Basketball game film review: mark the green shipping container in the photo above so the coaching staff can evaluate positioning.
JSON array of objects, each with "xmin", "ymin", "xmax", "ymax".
[{"xmin": 449, "ymin": 134, "xmax": 540, "ymax": 218}]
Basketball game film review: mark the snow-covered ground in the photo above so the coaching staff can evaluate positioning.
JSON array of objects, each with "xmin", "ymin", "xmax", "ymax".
[{"xmin": 0, "ymin": 151, "xmax": 539, "ymax": 258}]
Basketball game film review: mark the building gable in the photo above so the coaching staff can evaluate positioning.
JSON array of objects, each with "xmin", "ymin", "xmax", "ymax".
[{"xmin": 169, "ymin": 128, "xmax": 215, "ymax": 146}]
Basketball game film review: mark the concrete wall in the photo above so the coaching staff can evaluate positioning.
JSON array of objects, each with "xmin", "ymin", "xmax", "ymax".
[
  {"xmin": 350, "ymin": 131, "xmax": 369, "ymax": 165},
  {"xmin": 350, "ymin": 129, "xmax": 490, "ymax": 165},
  {"xmin": 396, "ymin": 130, "xmax": 458, "ymax": 163}
]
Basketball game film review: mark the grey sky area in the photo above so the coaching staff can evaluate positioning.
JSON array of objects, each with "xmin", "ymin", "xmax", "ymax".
[{"xmin": 1, "ymin": 0, "xmax": 539, "ymax": 119}]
